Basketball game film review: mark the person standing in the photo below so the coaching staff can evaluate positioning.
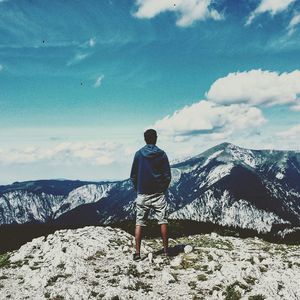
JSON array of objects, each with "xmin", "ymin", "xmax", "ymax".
[{"xmin": 130, "ymin": 129, "xmax": 171, "ymax": 261}]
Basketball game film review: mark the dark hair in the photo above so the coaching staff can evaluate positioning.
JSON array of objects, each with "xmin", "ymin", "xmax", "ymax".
[{"xmin": 144, "ymin": 129, "xmax": 157, "ymax": 144}]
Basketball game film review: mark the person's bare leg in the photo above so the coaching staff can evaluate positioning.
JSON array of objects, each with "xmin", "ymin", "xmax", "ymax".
[
  {"xmin": 160, "ymin": 223, "xmax": 168, "ymax": 254},
  {"xmin": 135, "ymin": 225, "xmax": 142, "ymax": 254}
]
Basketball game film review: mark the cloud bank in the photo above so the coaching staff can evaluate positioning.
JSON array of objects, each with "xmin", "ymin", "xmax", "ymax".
[
  {"xmin": 206, "ymin": 69, "xmax": 300, "ymax": 108},
  {"xmin": 133, "ymin": 0, "xmax": 223, "ymax": 27},
  {"xmin": 151, "ymin": 100, "xmax": 266, "ymax": 141},
  {"xmin": 0, "ymin": 142, "xmax": 123, "ymax": 165},
  {"xmin": 277, "ymin": 124, "xmax": 300, "ymax": 139},
  {"xmin": 246, "ymin": 0, "xmax": 296, "ymax": 25},
  {"xmin": 288, "ymin": 12, "xmax": 300, "ymax": 35}
]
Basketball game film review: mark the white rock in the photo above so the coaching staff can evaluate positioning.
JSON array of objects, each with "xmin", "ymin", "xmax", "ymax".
[
  {"xmin": 170, "ymin": 256, "xmax": 183, "ymax": 267},
  {"xmin": 1, "ymin": 225, "xmax": 300, "ymax": 300},
  {"xmin": 211, "ymin": 232, "xmax": 218, "ymax": 239},
  {"xmin": 161, "ymin": 269, "xmax": 176, "ymax": 284},
  {"xmin": 119, "ymin": 276, "xmax": 136, "ymax": 289},
  {"xmin": 122, "ymin": 246, "xmax": 129, "ymax": 252},
  {"xmin": 103, "ymin": 288, "xmax": 122, "ymax": 300},
  {"xmin": 148, "ymin": 252, "xmax": 153, "ymax": 264},
  {"xmin": 184, "ymin": 245, "xmax": 193, "ymax": 254},
  {"xmin": 136, "ymin": 264, "xmax": 144, "ymax": 274}
]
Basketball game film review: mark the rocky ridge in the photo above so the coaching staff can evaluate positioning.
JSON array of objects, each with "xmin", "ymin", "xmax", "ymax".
[{"xmin": 0, "ymin": 226, "xmax": 299, "ymax": 300}]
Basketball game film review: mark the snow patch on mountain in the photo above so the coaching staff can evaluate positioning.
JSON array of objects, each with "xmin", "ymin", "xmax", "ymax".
[
  {"xmin": 0, "ymin": 191, "xmax": 63, "ymax": 224},
  {"xmin": 206, "ymin": 163, "xmax": 234, "ymax": 186},
  {"xmin": 170, "ymin": 168, "xmax": 181, "ymax": 187},
  {"xmin": 225, "ymin": 144, "xmax": 257, "ymax": 168},
  {"xmin": 202, "ymin": 149, "xmax": 223, "ymax": 168},
  {"xmin": 276, "ymin": 172, "xmax": 284, "ymax": 180},
  {"xmin": 169, "ymin": 190, "xmax": 288, "ymax": 233},
  {"xmin": 53, "ymin": 183, "xmax": 115, "ymax": 219}
]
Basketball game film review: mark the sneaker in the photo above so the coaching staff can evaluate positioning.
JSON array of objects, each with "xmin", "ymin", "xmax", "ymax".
[{"xmin": 133, "ymin": 253, "xmax": 141, "ymax": 261}]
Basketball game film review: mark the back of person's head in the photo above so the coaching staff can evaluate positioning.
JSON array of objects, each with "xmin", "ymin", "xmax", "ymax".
[{"xmin": 144, "ymin": 129, "xmax": 157, "ymax": 145}]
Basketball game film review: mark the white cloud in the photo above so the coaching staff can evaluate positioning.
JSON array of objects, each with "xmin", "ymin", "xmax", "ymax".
[
  {"xmin": 94, "ymin": 75, "xmax": 104, "ymax": 88},
  {"xmin": 133, "ymin": 0, "xmax": 223, "ymax": 27},
  {"xmin": 89, "ymin": 38, "xmax": 96, "ymax": 47},
  {"xmin": 277, "ymin": 124, "xmax": 300, "ymax": 139},
  {"xmin": 67, "ymin": 52, "xmax": 90, "ymax": 66},
  {"xmin": 206, "ymin": 69, "xmax": 300, "ymax": 108},
  {"xmin": 80, "ymin": 38, "xmax": 96, "ymax": 48},
  {"xmin": 290, "ymin": 102, "xmax": 300, "ymax": 111},
  {"xmin": 287, "ymin": 12, "xmax": 300, "ymax": 35},
  {"xmin": 151, "ymin": 100, "xmax": 266, "ymax": 140},
  {"xmin": 246, "ymin": 0, "xmax": 296, "ymax": 25},
  {"xmin": 0, "ymin": 141, "xmax": 119, "ymax": 165}
]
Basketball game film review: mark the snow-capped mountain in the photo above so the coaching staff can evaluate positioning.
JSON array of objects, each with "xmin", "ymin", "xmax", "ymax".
[{"xmin": 1, "ymin": 143, "xmax": 300, "ymax": 236}]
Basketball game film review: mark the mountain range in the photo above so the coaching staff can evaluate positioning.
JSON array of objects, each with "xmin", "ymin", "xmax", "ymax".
[{"xmin": 0, "ymin": 142, "xmax": 299, "ymax": 239}]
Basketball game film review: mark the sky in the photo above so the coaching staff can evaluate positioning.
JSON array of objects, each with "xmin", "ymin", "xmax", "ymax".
[{"xmin": 1, "ymin": 0, "xmax": 300, "ymax": 184}]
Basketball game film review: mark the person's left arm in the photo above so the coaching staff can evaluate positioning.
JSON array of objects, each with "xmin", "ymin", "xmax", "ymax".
[{"xmin": 130, "ymin": 152, "xmax": 139, "ymax": 191}]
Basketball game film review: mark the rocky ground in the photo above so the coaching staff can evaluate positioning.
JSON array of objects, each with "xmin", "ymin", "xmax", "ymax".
[{"xmin": 0, "ymin": 226, "xmax": 299, "ymax": 300}]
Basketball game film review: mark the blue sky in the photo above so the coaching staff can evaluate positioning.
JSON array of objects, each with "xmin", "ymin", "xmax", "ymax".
[{"xmin": 1, "ymin": 0, "xmax": 300, "ymax": 184}]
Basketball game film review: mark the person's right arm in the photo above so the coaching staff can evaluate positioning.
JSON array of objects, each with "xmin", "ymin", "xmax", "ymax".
[{"xmin": 130, "ymin": 152, "xmax": 139, "ymax": 191}]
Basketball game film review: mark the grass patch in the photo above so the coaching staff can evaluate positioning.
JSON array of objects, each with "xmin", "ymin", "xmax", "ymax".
[
  {"xmin": 196, "ymin": 236, "xmax": 234, "ymax": 251},
  {"xmin": 247, "ymin": 257, "xmax": 255, "ymax": 265},
  {"xmin": 225, "ymin": 288, "xmax": 241, "ymax": 300},
  {"xmin": 197, "ymin": 274, "xmax": 207, "ymax": 281},
  {"xmin": 223, "ymin": 282, "xmax": 243, "ymax": 300},
  {"xmin": 188, "ymin": 281, "xmax": 197, "ymax": 289},
  {"xmin": 248, "ymin": 295, "xmax": 266, "ymax": 300},
  {"xmin": 135, "ymin": 280, "xmax": 152, "ymax": 292},
  {"xmin": 261, "ymin": 245, "xmax": 272, "ymax": 252},
  {"xmin": 170, "ymin": 272, "xmax": 179, "ymax": 282},
  {"xmin": 211, "ymin": 284, "xmax": 223, "ymax": 292},
  {"xmin": 46, "ymin": 274, "xmax": 72, "ymax": 286},
  {"xmin": 90, "ymin": 280, "xmax": 99, "ymax": 286},
  {"xmin": 10, "ymin": 259, "xmax": 29, "ymax": 268},
  {"xmin": 207, "ymin": 254, "xmax": 214, "ymax": 261},
  {"xmin": 50, "ymin": 295, "xmax": 64, "ymax": 300},
  {"xmin": 244, "ymin": 276, "xmax": 256, "ymax": 285},
  {"xmin": 181, "ymin": 257, "xmax": 194, "ymax": 269},
  {"xmin": 215, "ymin": 264, "xmax": 222, "ymax": 271},
  {"xmin": 259, "ymin": 266, "xmax": 268, "ymax": 273},
  {"xmin": 86, "ymin": 250, "xmax": 106, "ymax": 261},
  {"xmin": 90, "ymin": 291, "xmax": 99, "ymax": 297},
  {"xmin": 57, "ymin": 263, "xmax": 65, "ymax": 269},
  {"xmin": 293, "ymin": 262, "xmax": 300, "ymax": 267},
  {"xmin": 0, "ymin": 254, "xmax": 10, "ymax": 268},
  {"xmin": 127, "ymin": 264, "xmax": 139, "ymax": 277},
  {"xmin": 258, "ymin": 255, "xmax": 264, "ymax": 262},
  {"xmin": 108, "ymin": 278, "xmax": 118, "ymax": 285},
  {"xmin": 95, "ymin": 250, "xmax": 106, "ymax": 257}
]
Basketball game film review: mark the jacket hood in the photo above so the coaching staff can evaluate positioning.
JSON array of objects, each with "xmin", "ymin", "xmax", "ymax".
[{"xmin": 139, "ymin": 144, "xmax": 164, "ymax": 158}]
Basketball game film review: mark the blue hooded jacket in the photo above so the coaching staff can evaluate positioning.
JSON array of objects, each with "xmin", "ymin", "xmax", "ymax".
[{"xmin": 130, "ymin": 144, "xmax": 171, "ymax": 194}]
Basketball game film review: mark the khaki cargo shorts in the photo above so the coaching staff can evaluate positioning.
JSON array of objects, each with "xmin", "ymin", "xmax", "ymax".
[{"xmin": 135, "ymin": 192, "xmax": 168, "ymax": 226}]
